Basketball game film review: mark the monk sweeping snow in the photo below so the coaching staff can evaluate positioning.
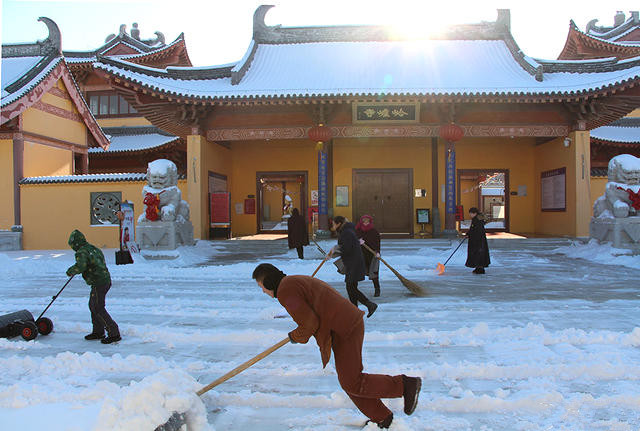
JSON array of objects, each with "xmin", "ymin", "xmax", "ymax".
[{"xmin": 252, "ymin": 263, "xmax": 421, "ymax": 428}]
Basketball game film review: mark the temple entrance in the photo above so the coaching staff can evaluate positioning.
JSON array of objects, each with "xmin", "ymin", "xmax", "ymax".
[
  {"xmin": 458, "ymin": 169, "xmax": 509, "ymax": 231},
  {"xmin": 257, "ymin": 171, "xmax": 307, "ymax": 233},
  {"xmin": 353, "ymin": 169, "xmax": 413, "ymax": 237}
]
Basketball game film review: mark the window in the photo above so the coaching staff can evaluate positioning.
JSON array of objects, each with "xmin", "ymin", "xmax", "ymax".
[
  {"xmin": 87, "ymin": 91, "xmax": 139, "ymax": 117},
  {"xmin": 90, "ymin": 192, "xmax": 122, "ymax": 225}
]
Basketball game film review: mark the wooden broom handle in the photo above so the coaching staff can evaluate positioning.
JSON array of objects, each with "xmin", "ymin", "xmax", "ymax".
[
  {"xmin": 197, "ymin": 337, "xmax": 290, "ymax": 396},
  {"xmin": 361, "ymin": 243, "xmax": 388, "ymax": 267}
]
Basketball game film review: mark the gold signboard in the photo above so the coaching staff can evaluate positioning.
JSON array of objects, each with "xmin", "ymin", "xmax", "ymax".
[{"xmin": 352, "ymin": 102, "xmax": 420, "ymax": 124}]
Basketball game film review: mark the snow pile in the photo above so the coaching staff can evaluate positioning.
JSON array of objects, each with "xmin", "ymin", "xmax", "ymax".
[
  {"xmin": 95, "ymin": 369, "xmax": 210, "ymax": 431},
  {"xmin": 553, "ymin": 239, "xmax": 640, "ymax": 269}
]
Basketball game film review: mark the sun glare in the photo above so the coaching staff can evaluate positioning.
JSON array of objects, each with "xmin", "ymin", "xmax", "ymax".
[{"xmin": 386, "ymin": 5, "xmax": 453, "ymax": 40}]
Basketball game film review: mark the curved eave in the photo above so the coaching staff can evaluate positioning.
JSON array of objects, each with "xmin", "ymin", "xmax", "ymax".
[
  {"xmin": 559, "ymin": 22, "xmax": 640, "ymax": 60},
  {"xmin": 89, "ymin": 137, "xmax": 182, "ymax": 156},
  {"xmin": 591, "ymin": 137, "xmax": 640, "ymax": 147}
]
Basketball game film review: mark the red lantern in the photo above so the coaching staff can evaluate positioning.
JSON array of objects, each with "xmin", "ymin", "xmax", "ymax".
[
  {"xmin": 308, "ymin": 124, "xmax": 332, "ymax": 143},
  {"xmin": 439, "ymin": 123, "xmax": 464, "ymax": 142}
]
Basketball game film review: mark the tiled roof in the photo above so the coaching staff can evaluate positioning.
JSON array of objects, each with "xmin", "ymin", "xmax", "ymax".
[
  {"xmin": 1, "ymin": 55, "xmax": 62, "ymax": 106},
  {"xmin": 94, "ymin": 40, "xmax": 640, "ymax": 101},
  {"xmin": 591, "ymin": 167, "xmax": 608, "ymax": 177},
  {"xmin": 91, "ymin": 127, "xmax": 179, "ymax": 154},
  {"xmin": 591, "ymin": 118, "xmax": 640, "ymax": 143},
  {"xmin": 20, "ymin": 172, "xmax": 186, "ymax": 184}
]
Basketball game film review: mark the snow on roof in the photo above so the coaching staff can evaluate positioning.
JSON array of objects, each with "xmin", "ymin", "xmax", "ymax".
[
  {"xmin": 94, "ymin": 40, "xmax": 640, "ymax": 99},
  {"xmin": 19, "ymin": 173, "xmax": 148, "ymax": 184},
  {"xmin": 1, "ymin": 56, "xmax": 61, "ymax": 104},
  {"xmin": 590, "ymin": 124, "xmax": 640, "ymax": 143},
  {"xmin": 89, "ymin": 132, "xmax": 178, "ymax": 154}
]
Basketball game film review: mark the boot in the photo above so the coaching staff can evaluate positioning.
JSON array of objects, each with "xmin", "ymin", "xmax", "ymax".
[
  {"xmin": 84, "ymin": 332, "xmax": 105, "ymax": 340},
  {"xmin": 477, "ymin": 267, "xmax": 485, "ymax": 274},
  {"xmin": 365, "ymin": 413, "xmax": 393, "ymax": 429},
  {"xmin": 373, "ymin": 278, "xmax": 381, "ymax": 297},
  {"xmin": 366, "ymin": 301, "xmax": 378, "ymax": 318},
  {"xmin": 402, "ymin": 375, "xmax": 422, "ymax": 415},
  {"xmin": 101, "ymin": 334, "xmax": 122, "ymax": 344}
]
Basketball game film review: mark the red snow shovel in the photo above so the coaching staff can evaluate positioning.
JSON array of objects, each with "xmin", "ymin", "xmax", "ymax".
[{"xmin": 436, "ymin": 237, "xmax": 467, "ymax": 275}]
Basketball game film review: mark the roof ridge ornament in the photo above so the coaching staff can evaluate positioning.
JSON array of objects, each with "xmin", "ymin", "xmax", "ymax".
[{"xmin": 1, "ymin": 16, "xmax": 61, "ymax": 58}]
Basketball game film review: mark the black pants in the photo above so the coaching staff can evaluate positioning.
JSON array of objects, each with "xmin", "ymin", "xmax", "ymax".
[
  {"xmin": 346, "ymin": 281, "xmax": 372, "ymax": 307},
  {"xmin": 89, "ymin": 283, "xmax": 119, "ymax": 337},
  {"xmin": 296, "ymin": 246, "xmax": 304, "ymax": 259}
]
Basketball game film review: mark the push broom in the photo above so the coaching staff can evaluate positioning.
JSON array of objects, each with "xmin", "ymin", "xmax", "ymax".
[{"xmin": 435, "ymin": 237, "xmax": 467, "ymax": 275}]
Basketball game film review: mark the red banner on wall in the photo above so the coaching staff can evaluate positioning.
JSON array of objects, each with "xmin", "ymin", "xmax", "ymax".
[
  {"xmin": 211, "ymin": 193, "xmax": 230, "ymax": 223},
  {"xmin": 244, "ymin": 198, "xmax": 256, "ymax": 215}
]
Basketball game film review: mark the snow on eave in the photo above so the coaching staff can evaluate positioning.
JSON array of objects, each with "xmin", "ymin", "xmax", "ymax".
[{"xmin": 1, "ymin": 56, "xmax": 62, "ymax": 108}]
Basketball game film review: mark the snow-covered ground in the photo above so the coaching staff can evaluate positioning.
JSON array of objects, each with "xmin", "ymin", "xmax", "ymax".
[{"xmin": 0, "ymin": 237, "xmax": 639, "ymax": 431}]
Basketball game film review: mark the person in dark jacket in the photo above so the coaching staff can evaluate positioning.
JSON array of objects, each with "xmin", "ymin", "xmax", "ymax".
[
  {"xmin": 465, "ymin": 207, "xmax": 491, "ymax": 274},
  {"xmin": 355, "ymin": 214, "xmax": 382, "ymax": 297},
  {"xmin": 66, "ymin": 230, "xmax": 121, "ymax": 344},
  {"xmin": 252, "ymin": 263, "xmax": 421, "ymax": 429},
  {"xmin": 327, "ymin": 216, "xmax": 377, "ymax": 317},
  {"xmin": 287, "ymin": 208, "xmax": 309, "ymax": 259}
]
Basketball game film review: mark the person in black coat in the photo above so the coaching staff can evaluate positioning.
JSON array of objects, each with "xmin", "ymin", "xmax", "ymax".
[
  {"xmin": 355, "ymin": 214, "xmax": 382, "ymax": 297},
  {"xmin": 328, "ymin": 216, "xmax": 377, "ymax": 317},
  {"xmin": 287, "ymin": 208, "xmax": 309, "ymax": 259},
  {"xmin": 465, "ymin": 207, "xmax": 491, "ymax": 274}
]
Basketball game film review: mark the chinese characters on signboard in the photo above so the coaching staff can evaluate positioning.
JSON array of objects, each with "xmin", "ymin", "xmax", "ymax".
[
  {"xmin": 318, "ymin": 152, "xmax": 328, "ymax": 216},
  {"xmin": 445, "ymin": 149, "xmax": 456, "ymax": 214},
  {"xmin": 353, "ymin": 102, "xmax": 419, "ymax": 124}
]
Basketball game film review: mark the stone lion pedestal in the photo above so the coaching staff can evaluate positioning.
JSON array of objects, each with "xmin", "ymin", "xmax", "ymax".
[
  {"xmin": 590, "ymin": 216, "xmax": 640, "ymax": 251},
  {"xmin": 136, "ymin": 159, "xmax": 195, "ymax": 258}
]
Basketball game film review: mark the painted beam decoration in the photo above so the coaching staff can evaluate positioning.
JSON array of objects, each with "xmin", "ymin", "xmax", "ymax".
[{"xmin": 352, "ymin": 102, "xmax": 420, "ymax": 124}]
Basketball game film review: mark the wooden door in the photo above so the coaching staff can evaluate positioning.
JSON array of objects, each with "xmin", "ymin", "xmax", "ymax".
[{"xmin": 353, "ymin": 169, "xmax": 412, "ymax": 236}]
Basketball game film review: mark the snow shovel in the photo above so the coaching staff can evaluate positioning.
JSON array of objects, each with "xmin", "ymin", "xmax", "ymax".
[
  {"xmin": 360, "ymin": 243, "xmax": 427, "ymax": 296},
  {"xmin": 436, "ymin": 237, "xmax": 467, "ymax": 275}
]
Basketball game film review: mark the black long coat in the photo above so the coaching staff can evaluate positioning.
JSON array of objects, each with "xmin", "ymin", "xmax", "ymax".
[
  {"xmin": 287, "ymin": 209, "xmax": 309, "ymax": 249},
  {"xmin": 338, "ymin": 222, "xmax": 366, "ymax": 284},
  {"xmin": 465, "ymin": 215, "xmax": 491, "ymax": 268}
]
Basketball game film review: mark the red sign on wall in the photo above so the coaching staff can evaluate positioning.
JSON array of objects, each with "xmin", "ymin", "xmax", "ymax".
[
  {"xmin": 244, "ymin": 198, "xmax": 256, "ymax": 215},
  {"xmin": 211, "ymin": 193, "xmax": 230, "ymax": 223}
]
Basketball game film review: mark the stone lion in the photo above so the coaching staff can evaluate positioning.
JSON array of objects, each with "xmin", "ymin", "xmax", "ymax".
[
  {"xmin": 138, "ymin": 159, "xmax": 190, "ymax": 223},
  {"xmin": 593, "ymin": 154, "xmax": 640, "ymax": 218}
]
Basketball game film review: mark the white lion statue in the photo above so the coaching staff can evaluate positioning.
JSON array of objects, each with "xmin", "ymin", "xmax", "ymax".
[
  {"xmin": 593, "ymin": 154, "xmax": 640, "ymax": 219},
  {"xmin": 138, "ymin": 159, "xmax": 190, "ymax": 223}
]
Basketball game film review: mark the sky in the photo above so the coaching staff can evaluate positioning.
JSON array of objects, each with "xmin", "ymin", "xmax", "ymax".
[{"xmin": 1, "ymin": 0, "xmax": 640, "ymax": 67}]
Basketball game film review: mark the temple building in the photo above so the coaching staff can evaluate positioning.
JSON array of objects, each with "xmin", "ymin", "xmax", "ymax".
[
  {"xmin": 558, "ymin": 11, "xmax": 640, "ymax": 203},
  {"xmin": 2, "ymin": 7, "xmax": 640, "ymax": 249}
]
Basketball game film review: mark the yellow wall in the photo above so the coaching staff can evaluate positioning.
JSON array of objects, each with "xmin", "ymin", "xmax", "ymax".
[
  {"xmin": 0, "ymin": 139, "xmax": 15, "ymax": 228},
  {"xmin": 627, "ymin": 108, "xmax": 640, "ymax": 118},
  {"xmin": 20, "ymin": 179, "xmax": 187, "ymax": 249},
  {"xmin": 97, "ymin": 117, "xmax": 152, "ymax": 128},
  {"xmin": 228, "ymin": 139, "xmax": 317, "ymax": 236},
  {"xmin": 22, "ymin": 94, "xmax": 86, "ymax": 147},
  {"xmin": 533, "ymin": 131, "xmax": 590, "ymax": 237},
  {"xmin": 332, "ymin": 137, "xmax": 431, "ymax": 236},
  {"xmin": 590, "ymin": 176, "xmax": 607, "ymax": 212},
  {"xmin": 22, "ymin": 141, "xmax": 72, "ymax": 177}
]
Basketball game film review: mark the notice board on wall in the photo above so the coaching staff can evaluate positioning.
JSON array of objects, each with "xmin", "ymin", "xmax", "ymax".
[
  {"xmin": 541, "ymin": 167, "xmax": 566, "ymax": 211},
  {"xmin": 210, "ymin": 192, "xmax": 231, "ymax": 223}
]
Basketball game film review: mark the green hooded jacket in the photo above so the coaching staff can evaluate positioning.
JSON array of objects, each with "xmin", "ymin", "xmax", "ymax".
[{"xmin": 66, "ymin": 230, "xmax": 111, "ymax": 287}]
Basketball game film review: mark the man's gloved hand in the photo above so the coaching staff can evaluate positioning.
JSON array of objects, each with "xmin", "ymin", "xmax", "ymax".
[
  {"xmin": 359, "ymin": 238, "xmax": 365, "ymax": 245},
  {"xmin": 288, "ymin": 332, "xmax": 297, "ymax": 344}
]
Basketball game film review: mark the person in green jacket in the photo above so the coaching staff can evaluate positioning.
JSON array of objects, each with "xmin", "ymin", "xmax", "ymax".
[{"xmin": 66, "ymin": 230, "xmax": 121, "ymax": 344}]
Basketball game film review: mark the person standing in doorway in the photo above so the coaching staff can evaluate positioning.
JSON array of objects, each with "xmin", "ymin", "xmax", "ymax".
[
  {"xmin": 66, "ymin": 230, "xmax": 121, "ymax": 344},
  {"xmin": 355, "ymin": 214, "xmax": 382, "ymax": 297},
  {"xmin": 287, "ymin": 208, "xmax": 309, "ymax": 259},
  {"xmin": 252, "ymin": 263, "xmax": 421, "ymax": 428},
  {"xmin": 465, "ymin": 207, "xmax": 491, "ymax": 274},
  {"xmin": 327, "ymin": 216, "xmax": 377, "ymax": 317}
]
